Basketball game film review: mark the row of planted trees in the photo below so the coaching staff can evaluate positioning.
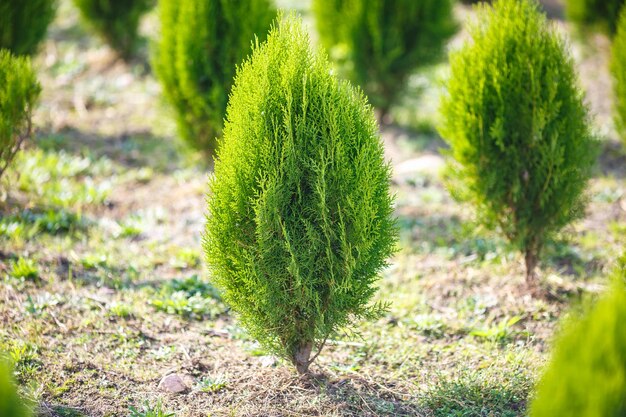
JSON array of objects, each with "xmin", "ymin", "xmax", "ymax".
[{"xmin": 0, "ymin": 0, "xmax": 625, "ymax": 414}]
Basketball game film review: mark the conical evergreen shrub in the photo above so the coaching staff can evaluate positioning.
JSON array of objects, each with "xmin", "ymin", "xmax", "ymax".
[
  {"xmin": 613, "ymin": 8, "xmax": 626, "ymax": 142},
  {"xmin": 204, "ymin": 15, "xmax": 396, "ymax": 374},
  {"xmin": 312, "ymin": 0, "xmax": 456, "ymax": 122},
  {"xmin": 530, "ymin": 259, "xmax": 626, "ymax": 416},
  {"xmin": 0, "ymin": 0, "xmax": 56, "ymax": 56},
  {"xmin": 73, "ymin": 0, "xmax": 153, "ymax": 60},
  {"xmin": 0, "ymin": 359, "xmax": 31, "ymax": 417},
  {"xmin": 565, "ymin": 0, "xmax": 625, "ymax": 35},
  {"xmin": 153, "ymin": 0, "xmax": 275, "ymax": 155},
  {"xmin": 0, "ymin": 50, "xmax": 41, "ymax": 181},
  {"xmin": 439, "ymin": 0, "xmax": 597, "ymax": 290}
]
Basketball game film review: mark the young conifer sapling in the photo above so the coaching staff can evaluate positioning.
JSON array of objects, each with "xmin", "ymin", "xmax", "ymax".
[
  {"xmin": 440, "ymin": 0, "xmax": 597, "ymax": 291},
  {"xmin": 204, "ymin": 15, "xmax": 396, "ymax": 374}
]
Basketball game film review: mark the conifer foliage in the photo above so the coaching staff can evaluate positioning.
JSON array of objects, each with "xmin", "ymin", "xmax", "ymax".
[
  {"xmin": 440, "ymin": 0, "xmax": 597, "ymax": 289},
  {"xmin": 530, "ymin": 259, "xmax": 626, "ymax": 417},
  {"xmin": 565, "ymin": 0, "xmax": 625, "ymax": 35},
  {"xmin": 0, "ymin": 359, "xmax": 31, "ymax": 417},
  {"xmin": 612, "ymin": 8, "xmax": 626, "ymax": 142},
  {"xmin": 0, "ymin": 50, "xmax": 41, "ymax": 181},
  {"xmin": 73, "ymin": 0, "xmax": 153, "ymax": 60},
  {"xmin": 153, "ymin": 0, "xmax": 275, "ymax": 155},
  {"xmin": 313, "ymin": 0, "xmax": 456, "ymax": 122},
  {"xmin": 204, "ymin": 16, "xmax": 396, "ymax": 374},
  {"xmin": 0, "ymin": 0, "xmax": 56, "ymax": 56}
]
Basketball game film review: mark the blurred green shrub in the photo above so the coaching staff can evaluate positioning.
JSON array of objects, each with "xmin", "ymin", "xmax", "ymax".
[
  {"xmin": 204, "ymin": 15, "xmax": 396, "ymax": 374},
  {"xmin": 73, "ymin": 0, "xmax": 153, "ymax": 60},
  {"xmin": 0, "ymin": 359, "xmax": 31, "ymax": 417},
  {"xmin": 613, "ymin": 8, "xmax": 626, "ymax": 142},
  {"xmin": 530, "ymin": 259, "xmax": 626, "ymax": 416},
  {"xmin": 153, "ymin": 0, "xmax": 274, "ymax": 156},
  {"xmin": 0, "ymin": 0, "xmax": 56, "ymax": 56},
  {"xmin": 439, "ymin": 0, "xmax": 597, "ymax": 289},
  {"xmin": 0, "ymin": 50, "xmax": 41, "ymax": 181},
  {"xmin": 565, "ymin": 0, "xmax": 625, "ymax": 35},
  {"xmin": 313, "ymin": 0, "xmax": 456, "ymax": 122}
]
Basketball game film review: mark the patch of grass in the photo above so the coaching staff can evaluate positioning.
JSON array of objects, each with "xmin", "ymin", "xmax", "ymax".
[
  {"xmin": 51, "ymin": 405, "xmax": 88, "ymax": 417},
  {"xmin": 117, "ymin": 214, "xmax": 145, "ymax": 238},
  {"xmin": 195, "ymin": 374, "xmax": 228, "ymax": 393},
  {"xmin": 8, "ymin": 257, "xmax": 40, "ymax": 282},
  {"xmin": 169, "ymin": 248, "xmax": 201, "ymax": 270},
  {"xmin": 10, "ymin": 148, "xmax": 112, "ymax": 209},
  {"xmin": 3, "ymin": 341, "xmax": 42, "ymax": 383},
  {"xmin": 107, "ymin": 301, "xmax": 134, "ymax": 319},
  {"xmin": 409, "ymin": 314, "xmax": 450, "ymax": 339},
  {"xmin": 469, "ymin": 316, "xmax": 526, "ymax": 344},
  {"xmin": 423, "ymin": 367, "xmax": 532, "ymax": 417},
  {"xmin": 0, "ymin": 209, "xmax": 86, "ymax": 240},
  {"xmin": 149, "ymin": 275, "xmax": 225, "ymax": 320},
  {"xmin": 128, "ymin": 400, "xmax": 175, "ymax": 417}
]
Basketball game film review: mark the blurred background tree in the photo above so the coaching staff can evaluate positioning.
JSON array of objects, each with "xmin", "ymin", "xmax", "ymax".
[
  {"xmin": 530, "ymin": 258, "xmax": 626, "ymax": 417},
  {"xmin": 612, "ymin": 7, "xmax": 626, "ymax": 143},
  {"xmin": 153, "ymin": 0, "xmax": 275, "ymax": 157},
  {"xmin": 313, "ymin": 0, "xmax": 456, "ymax": 124},
  {"xmin": 440, "ymin": 0, "xmax": 598, "ymax": 291},
  {"xmin": 0, "ymin": 0, "xmax": 56, "ymax": 56},
  {"xmin": 73, "ymin": 0, "xmax": 153, "ymax": 60},
  {"xmin": 0, "ymin": 51, "xmax": 41, "ymax": 181},
  {"xmin": 565, "ymin": 0, "xmax": 625, "ymax": 35},
  {"xmin": 0, "ymin": 359, "xmax": 31, "ymax": 417}
]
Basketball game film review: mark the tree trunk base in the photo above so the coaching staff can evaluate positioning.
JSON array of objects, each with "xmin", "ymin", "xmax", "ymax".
[
  {"xmin": 524, "ymin": 249, "xmax": 541, "ymax": 297},
  {"xmin": 293, "ymin": 343, "xmax": 313, "ymax": 375}
]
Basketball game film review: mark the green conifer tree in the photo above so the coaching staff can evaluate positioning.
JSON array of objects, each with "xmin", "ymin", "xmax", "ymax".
[
  {"xmin": 565, "ymin": 0, "xmax": 625, "ymax": 35},
  {"xmin": 153, "ymin": 0, "xmax": 275, "ymax": 155},
  {"xmin": 73, "ymin": 0, "xmax": 153, "ymax": 60},
  {"xmin": 612, "ymin": 7, "xmax": 626, "ymax": 142},
  {"xmin": 439, "ymin": 0, "xmax": 597, "ymax": 290},
  {"xmin": 0, "ymin": 0, "xmax": 56, "ymax": 56},
  {"xmin": 0, "ymin": 50, "xmax": 41, "ymax": 181},
  {"xmin": 0, "ymin": 359, "xmax": 31, "ymax": 417},
  {"xmin": 530, "ymin": 258, "xmax": 626, "ymax": 417},
  {"xmin": 204, "ymin": 15, "xmax": 396, "ymax": 374},
  {"xmin": 312, "ymin": 0, "xmax": 456, "ymax": 122}
]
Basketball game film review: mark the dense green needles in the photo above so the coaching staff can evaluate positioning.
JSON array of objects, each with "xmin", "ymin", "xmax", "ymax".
[
  {"xmin": 153, "ymin": 0, "xmax": 275, "ymax": 155},
  {"xmin": 613, "ymin": 8, "xmax": 626, "ymax": 143},
  {"xmin": 530, "ymin": 259, "xmax": 626, "ymax": 417},
  {"xmin": 73, "ymin": 0, "xmax": 153, "ymax": 60},
  {"xmin": 204, "ymin": 15, "xmax": 396, "ymax": 374},
  {"xmin": 0, "ymin": 359, "xmax": 31, "ymax": 417},
  {"xmin": 439, "ymin": 0, "xmax": 597, "ymax": 290},
  {"xmin": 565, "ymin": 0, "xmax": 625, "ymax": 35},
  {"xmin": 312, "ymin": 0, "xmax": 456, "ymax": 122},
  {"xmin": 0, "ymin": 0, "xmax": 56, "ymax": 56},
  {"xmin": 0, "ymin": 50, "xmax": 41, "ymax": 181}
]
